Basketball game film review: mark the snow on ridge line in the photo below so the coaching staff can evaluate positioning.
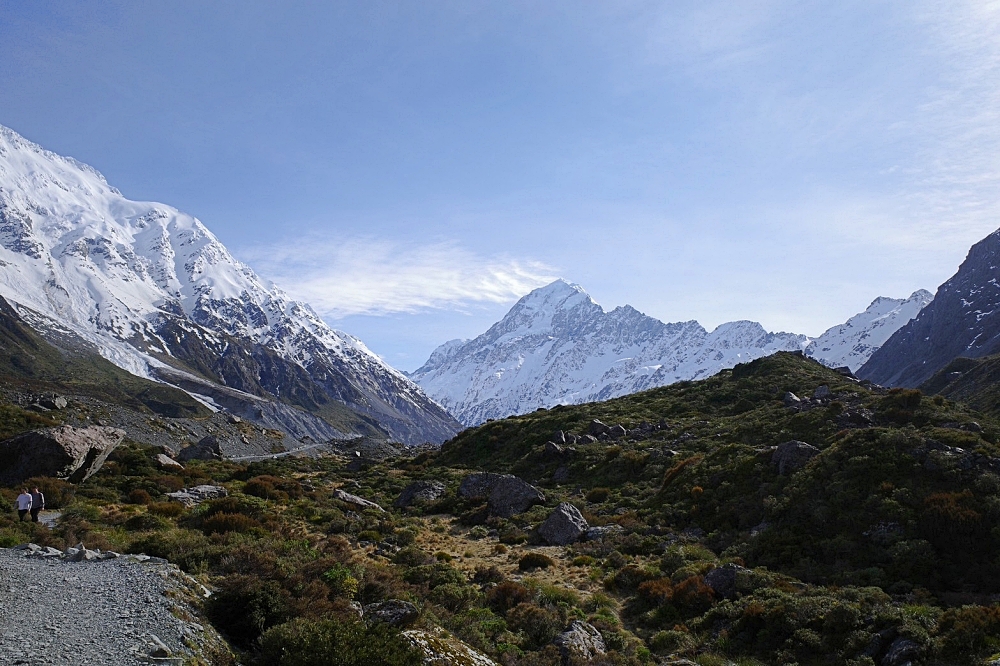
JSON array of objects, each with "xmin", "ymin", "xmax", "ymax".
[
  {"xmin": 411, "ymin": 280, "xmax": 932, "ymax": 426},
  {"xmin": 0, "ymin": 123, "xmax": 457, "ymax": 443}
]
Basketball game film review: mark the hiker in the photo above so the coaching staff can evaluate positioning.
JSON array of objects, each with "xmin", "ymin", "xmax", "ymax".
[
  {"xmin": 15, "ymin": 488, "xmax": 31, "ymax": 522},
  {"xmin": 30, "ymin": 487, "xmax": 45, "ymax": 523}
]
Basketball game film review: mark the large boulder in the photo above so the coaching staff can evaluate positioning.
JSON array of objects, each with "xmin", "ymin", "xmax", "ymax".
[
  {"xmin": 537, "ymin": 502, "xmax": 589, "ymax": 546},
  {"xmin": 177, "ymin": 435, "xmax": 223, "ymax": 462},
  {"xmin": 394, "ymin": 480, "xmax": 446, "ymax": 508},
  {"xmin": 459, "ymin": 473, "xmax": 545, "ymax": 518},
  {"xmin": 772, "ymin": 440, "xmax": 820, "ymax": 475},
  {"xmin": 554, "ymin": 621, "xmax": 606, "ymax": 662},
  {"xmin": 403, "ymin": 627, "xmax": 497, "ymax": 665},
  {"xmin": 0, "ymin": 425, "xmax": 125, "ymax": 484}
]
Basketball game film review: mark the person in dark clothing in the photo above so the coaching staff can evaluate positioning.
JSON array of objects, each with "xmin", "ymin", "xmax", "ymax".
[
  {"xmin": 30, "ymin": 487, "xmax": 44, "ymax": 523},
  {"xmin": 15, "ymin": 489, "xmax": 31, "ymax": 522}
]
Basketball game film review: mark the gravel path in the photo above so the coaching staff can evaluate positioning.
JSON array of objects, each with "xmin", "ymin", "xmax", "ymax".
[{"xmin": 0, "ymin": 548, "xmax": 225, "ymax": 665}]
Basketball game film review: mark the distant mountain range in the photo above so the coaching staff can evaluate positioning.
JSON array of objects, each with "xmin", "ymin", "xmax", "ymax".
[
  {"xmin": 411, "ymin": 279, "xmax": 931, "ymax": 425},
  {"xmin": 0, "ymin": 124, "xmax": 460, "ymax": 445}
]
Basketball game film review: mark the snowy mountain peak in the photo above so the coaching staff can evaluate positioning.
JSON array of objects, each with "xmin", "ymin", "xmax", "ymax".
[
  {"xmin": 412, "ymin": 280, "xmax": 931, "ymax": 426},
  {"xmin": 0, "ymin": 124, "xmax": 459, "ymax": 444}
]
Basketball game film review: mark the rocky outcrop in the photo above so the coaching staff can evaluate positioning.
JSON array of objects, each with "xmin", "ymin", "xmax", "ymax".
[
  {"xmin": 537, "ymin": 503, "xmax": 589, "ymax": 546},
  {"xmin": 704, "ymin": 563, "xmax": 746, "ymax": 599},
  {"xmin": 363, "ymin": 599, "xmax": 419, "ymax": 627},
  {"xmin": 459, "ymin": 473, "xmax": 545, "ymax": 518},
  {"xmin": 394, "ymin": 481, "xmax": 446, "ymax": 508},
  {"xmin": 772, "ymin": 440, "xmax": 820, "ymax": 475},
  {"xmin": 166, "ymin": 485, "xmax": 227, "ymax": 507},
  {"xmin": 155, "ymin": 453, "xmax": 184, "ymax": 470},
  {"xmin": 0, "ymin": 425, "xmax": 125, "ymax": 484},
  {"xmin": 333, "ymin": 488, "xmax": 385, "ymax": 512},
  {"xmin": 554, "ymin": 621, "xmax": 606, "ymax": 662},
  {"xmin": 403, "ymin": 627, "xmax": 498, "ymax": 666}
]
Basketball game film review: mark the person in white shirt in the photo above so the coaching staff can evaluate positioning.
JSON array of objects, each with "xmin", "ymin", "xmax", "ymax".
[{"xmin": 15, "ymin": 489, "xmax": 31, "ymax": 522}]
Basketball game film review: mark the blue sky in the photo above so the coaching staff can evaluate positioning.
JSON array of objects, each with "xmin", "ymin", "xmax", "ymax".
[{"xmin": 2, "ymin": 1, "xmax": 999, "ymax": 370}]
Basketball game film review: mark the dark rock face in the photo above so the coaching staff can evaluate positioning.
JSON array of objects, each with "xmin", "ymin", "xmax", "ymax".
[
  {"xmin": 537, "ymin": 502, "xmax": 589, "ymax": 545},
  {"xmin": 704, "ymin": 563, "xmax": 746, "ymax": 599},
  {"xmin": 772, "ymin": 440, "xmax": 820, "ymax": 475},
  {"xmin": 394, "ymin": 481, "xmax": 446, "ymax": 508},
  {"xmin": 0, "ymin": 426, "xmax": 125, "ymax": 484},
  {"xmin": 458, "ymin": 472, "xmax": 545, "ymax": 517},
  {"xmin": 860, "ymin": 228, "xmax": 1000, "ymax": 387}
]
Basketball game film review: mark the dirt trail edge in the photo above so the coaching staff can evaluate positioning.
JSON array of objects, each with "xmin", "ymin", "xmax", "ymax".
[{"xmin": 0, "ymin": 548, "xmax": 230, "ymax": 665}]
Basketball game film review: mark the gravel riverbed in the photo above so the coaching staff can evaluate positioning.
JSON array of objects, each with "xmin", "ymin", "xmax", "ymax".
[{"xmin": 0, "ymin": 548, "xmax": 226, "ymax": 665}]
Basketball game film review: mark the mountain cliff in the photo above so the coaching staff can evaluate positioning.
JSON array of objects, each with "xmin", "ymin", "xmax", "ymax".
[
  {"xmin": 411, "ymin": 280, "xmax": 929, "ymax": 426},
  {"xmin": 0, "ymin": 124, "xmax": 459, "ymax": 444},
  {"xmin": 859, "ymin": 228, "xmax": 1000, "ymax": 388}
]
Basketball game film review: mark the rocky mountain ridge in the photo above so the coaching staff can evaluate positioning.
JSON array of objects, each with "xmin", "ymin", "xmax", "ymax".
[
  {"xmin": 860, "ymin": 226, "xmax": 1000, "ymax": 388},
  {"xmin": 0, "ymin": 124, "xmax": 459, "ymax": 444},
  {"xmin": 411, "ymin": 280, "xmax": 931, "ymax": 426}
]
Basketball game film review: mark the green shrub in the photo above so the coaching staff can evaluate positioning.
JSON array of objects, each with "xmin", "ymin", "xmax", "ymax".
[
  {"xmin": 123, "ymin": 513, "xmax": 171, "ymax": 531},
  {"xmin": 518, "ymin": 552, "xmax": 555, "ymax": 571},
  {"xmin": 254, "ymin": 617, "xmax": 421, "ymax": 666},
  {"xmin": 201, "ymin": 512, "xmax": 263, "ymax": 535},
  {"xmin": 148, "ymin": 502, "xmax": 185, "ymax": 517},
  {"xmin": 209, "ymin": 574, "xmax": 291, "ymax": 649},
  {"xmin": 487, "ymin": 581, "xmax": 532, "ymax": 613},
  {"xmin": 586, "ymin": 487, "xmax": 611, "ymax": 503}
]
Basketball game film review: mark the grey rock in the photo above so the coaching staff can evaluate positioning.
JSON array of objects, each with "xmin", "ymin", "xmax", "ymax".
[
  {"xmin": 393, "ymin": 481, "xmax": 446, "ymax": 508},
  {"xmin": 39, "ymin": 396, "xmax": 68, "ymax": 410},
  {"xmin": 403, "ymin": 627, "xmax": 498, "ymax": 666},
  {"xmin": 585, "ymin": 524, "xmax": 624, "ymax": 541},
  {"xmin": 588, "ymin": 419, "xmax": 610, "ymax": 436},
  {"xmin": 607, "ymin": 424, "xmax": 627, "ymax": 438},
  {"xmin": 552, "ymin": 465, "xmax": 570, "ymax": 483},
  {"xmin": 333, "ymin": 488, "xmax": 385, "ymax": 512},
  {"xmin": 537, "ymin": 502, "xmax": 589, "ymax": 545},
  {"xmin": 459, "ymin": 472, "xmax": 503, "ymax": 499},
  {"xmin": 544, "ymin": 441, "xmax": 565, "ymax": 457},
  {"xmin": 579, "ymin": 434, "xmax": 598, "ymax": 444},
  {"xmin": 177, "ymin": 435, "xmax": 222, "ymax": 462},
  {"xmin": 0, "ymin": 425, "xmax": 125, "ymax": 484},
  {"xmin": 554, "ymin": 621, "xmax": 606, "ymax": 661},
  {"xmin": 881, "ymin": 637, "xmax": 920, "ymax": 666},
  {"xmin": 486, "ymin": 475, "xmax": 545, "ymax": 518},
  {"xmin": 772, "ymin": 440, "xmax": 820, "ymax": 475},
  {"xmin": 166, "ymin": 485, "xmax": 227, "ymax": 507},
  {"xmin": 459, "ymin": 472, "xmax": 545, "ymax": 517},
  {"xmin": 783, "ymin": 391, "xmax": 801, "ymax": 406},
  {"xmin": 814, "ymin": 385, "xmax": 832, "ymax": 399},
  {"xmin": 364, "ymin": 599, "xmax": 419, "ymax": 627},
  {"xmin": 704, "ymin": 563, "xmax": 746, "ymax": 599},
  {"xmin": 553, "ymin": 430, "xmax": 566, "ymax": 444},
  {"xmin": 155, "ymin": 453, "xmax": 184, "ymax": 470}
]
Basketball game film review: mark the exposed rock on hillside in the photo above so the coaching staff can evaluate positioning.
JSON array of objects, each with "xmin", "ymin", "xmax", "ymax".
[
  {"xmin": 0, "ymin": 425, "xmax": 124, "ymax": 484},
  {"xmin": 537, "ymin": 502, "xmax": 589, "ymax": 545}
]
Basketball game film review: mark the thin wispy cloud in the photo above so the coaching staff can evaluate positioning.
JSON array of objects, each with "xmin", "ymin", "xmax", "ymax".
[{"xmin": 241, "ymin": 238, "xmax": 558, "ymax": 319}]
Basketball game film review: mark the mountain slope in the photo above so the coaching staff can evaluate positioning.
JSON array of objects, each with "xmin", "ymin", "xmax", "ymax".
[
  {"xmin": 0, "ymin": 124, "xmax": 459, "ymax": 444},
  {"xmin": 412, "ymin": 280, "xmax": 929, "ymax": 426},
  {"xmin": 805, "ymin": 290, "xmax": 933, "ymax": 371},
  {"xmin": 859, "ymin": 227, "xmax": 1000, "ymax": 388}
]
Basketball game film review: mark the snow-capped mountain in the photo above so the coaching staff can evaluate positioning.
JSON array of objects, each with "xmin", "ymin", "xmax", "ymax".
[
  {"xmin": 411, "ymin": 280, "xmax": 931, "ymax": 426},
  {"xmin": 860, "ymin": 227, "xmax": 1000, "ymax": 388},
  {"xmin": 806, "ymin": 290, "xmax": 933, "ymax": 372},
  {"xmin": 0, "ymin": 124, "xmax": 459, "ymax": 444}
]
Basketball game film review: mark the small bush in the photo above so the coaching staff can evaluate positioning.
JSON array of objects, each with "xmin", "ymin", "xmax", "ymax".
[
  {"xmin": 487, "ymin": 581, "xmax": 532, "ymax": 613},
  {"xmin": 127, "ymin": 489, "xmax": 153, "ymax": 505},
  {"xmin": 254, "ymin": 617, "xmax": 422, "ymax": 666},
  {"xmin": 518, "ymin": 552, "xmax": 555, "ymax": 571},
  {"xmin": 209, "ymin": 575, "xmax": 291, "ymax": 649},
  {"xmin": 202, "ymin": 512, "xmax": 263, "ymax": 535},
  {"xmin": 148, "ymin": 502, "xmax": 185, "ymax": 517},
  {"xmin": 123, "ymin": 513, "xmax": 171, "ymax": 531},
  {"xmin": 586, "ymin": 487, "xmax": 611, "ymax": 503}
]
